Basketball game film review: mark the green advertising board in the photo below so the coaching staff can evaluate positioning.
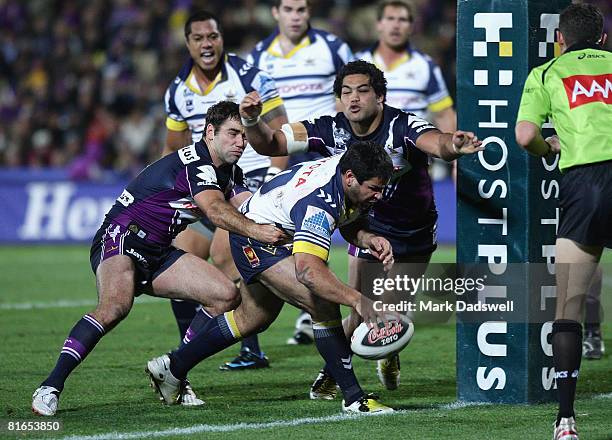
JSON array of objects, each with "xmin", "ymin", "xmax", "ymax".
[{"xmin": 456, "ymin": 0, "xmax": 569, "ymax": 403}]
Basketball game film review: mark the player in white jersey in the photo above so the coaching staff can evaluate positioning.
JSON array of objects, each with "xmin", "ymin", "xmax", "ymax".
[
  {"xmin": 357, "ymin": 1, "xmax": 457, "ymax": 181},
  {"xmin": 146, "ymin": 141, "xmax": 397, "ymax": 414},
  {"xmin": 162, "ymin": 11, "xmax": 289, "ymax": 383},
  {"xmin": 247, "ymin": 0, "xmax": 353, "ymax": 124},
  {"xmin": 356, "ymin": 1, "xmax": 455, "ymax": 131},
  {"xmin": 241, "ymin": 0, "xmax": 354, "ymax": 351}
]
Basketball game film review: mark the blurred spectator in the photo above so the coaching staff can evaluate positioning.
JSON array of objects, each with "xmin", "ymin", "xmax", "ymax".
[{"xmin": 0, "ymin": 0, "xmax": 517, "ymax": 178}]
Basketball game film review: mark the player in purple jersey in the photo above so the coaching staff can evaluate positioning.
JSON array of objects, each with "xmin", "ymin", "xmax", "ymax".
[
  {"xmin": 31, "ymin": 102, "xmax": 286, "ymax": 417},
  {"xmin": 239, "ymin": 60, "xmax": 483, "ymax": 396},
  {"xmin": 163, "ymin": 11, "xmax": 289, "ymax": 371}
]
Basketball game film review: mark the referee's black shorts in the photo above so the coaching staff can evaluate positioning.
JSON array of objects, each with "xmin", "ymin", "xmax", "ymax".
[{"xmin": 558, "ymin": 159, "xmax": 612, "ymax": 248}]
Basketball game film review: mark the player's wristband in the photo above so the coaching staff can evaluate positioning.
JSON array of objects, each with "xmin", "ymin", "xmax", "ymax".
[
  {"xmin": 264, "ymin": 166, "xmax": 282, "ymax": 182},
  {"xmin": 452, "ymin": 143, "xmax": 462, "ymax": 155},
  {"xmin": 241, "ymin": 116, "xmax": 260, "ymax": 127}
]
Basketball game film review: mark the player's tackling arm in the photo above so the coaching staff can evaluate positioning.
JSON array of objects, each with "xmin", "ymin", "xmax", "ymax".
[
  {"xmin": 416, "ymin": 130, "xmax": 484, "ymax": 161},
  {"xmin": 261, "ymin": 104, "xmax": 290, "ymax": 171},
  {"xmin": 194, "ymin": 190, "xmax": 285, "ymax": 244},
  {"xmin": 240, "ymin": 91, "xmax": 309, "ymax": 157}
]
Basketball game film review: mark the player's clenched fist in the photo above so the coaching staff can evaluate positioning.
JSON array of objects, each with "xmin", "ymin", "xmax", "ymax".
[
  {"xmin": 240, "ymin": 91, "xmax": 263, "ymax": 120},
  {"xmin": 250, "ymin": 223, "xmax": 289, "ymax": 246}
]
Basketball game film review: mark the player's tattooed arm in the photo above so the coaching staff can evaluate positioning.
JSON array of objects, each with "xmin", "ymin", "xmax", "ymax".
[
  {"xmin": 261, "ymin": 104, "xmax": 291, "ymax": 170},
  {"xmin": 261, "ymin": 105, "xmax": 288, "ymax": 129},
  {"xmin": 294, "ymin": 253, "xmax": 361, "ymax": 308}
]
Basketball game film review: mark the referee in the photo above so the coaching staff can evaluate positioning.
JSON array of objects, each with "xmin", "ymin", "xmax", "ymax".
[{"xmin": 515, "ymin": 4, "xmax": 611, "ymax": 440}]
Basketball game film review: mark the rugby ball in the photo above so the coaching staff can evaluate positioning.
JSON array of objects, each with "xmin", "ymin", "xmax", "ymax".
[{"xmin": 350, "ymin": 315, "xmax": 414, "ymax": 360}]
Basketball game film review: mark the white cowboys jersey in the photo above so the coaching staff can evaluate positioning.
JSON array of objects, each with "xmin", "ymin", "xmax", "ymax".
[
  {"xmin": 164, "ymin": 54, "xmax": 284, "ymax": 174},
  {"xmin": 239, "ymin": 154, "xmax": 362, "ymax": 261},
  {"xmin": 356, "ymin": 44, "xmax": 453, "ymax": 118},
  {"xmin": 248, "ymin": 28, "xmax": 353, "ymax": 121}
]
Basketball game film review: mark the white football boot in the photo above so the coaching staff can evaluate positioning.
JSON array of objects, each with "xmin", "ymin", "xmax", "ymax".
[
  {"xmin": 146, "ymin": 354, "xmax": 182, "ymax": 405},
  {"xmin": 32, "ymin": 386, "xmax": 60, "ymax": 416},
  {"xmin": 553, "ymin": 417, "xmax": 579, "ymax": 440},
  {"xmin": 180, "ymin": 380, "xmax": 204, "ymax": 406}
]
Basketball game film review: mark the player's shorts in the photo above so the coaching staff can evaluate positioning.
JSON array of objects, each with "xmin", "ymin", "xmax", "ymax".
[
  {"xmin": 558, "ymin": 159, "xmax": 612, "ymax": 248},
  {"xmin": 348, "ymin": 216, "xmax": 438, "ymax": 260},
  {"xmin": 229, "ymin": 233, "xmax": 292, "ymax": 284},
  {"xmin": 90, "ymin": 221, "xmax": 186, "ymax": 295},
  {"xmin": 188, "ymin": 167, "xmax": 268, "ymax": 238}
]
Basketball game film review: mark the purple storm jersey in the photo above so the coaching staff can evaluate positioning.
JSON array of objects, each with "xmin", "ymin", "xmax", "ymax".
[
  {"xmin": 104, "ymin": 142, "xmax": 248, "ymax": 246},
  {"xmin": 300, "ymin": 105, "xmax": 438, "ymax": 231}
]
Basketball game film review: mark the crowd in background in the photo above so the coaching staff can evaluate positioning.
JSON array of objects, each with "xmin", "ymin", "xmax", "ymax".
[{"xmin": 0, "ymin": 0, "xmax": 609, "ymax": 179}]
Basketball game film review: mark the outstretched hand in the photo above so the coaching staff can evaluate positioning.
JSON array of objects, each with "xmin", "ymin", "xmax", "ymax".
[{"xmin": 452, "ymin": 130, "xmax": 484, "ymax": 155}]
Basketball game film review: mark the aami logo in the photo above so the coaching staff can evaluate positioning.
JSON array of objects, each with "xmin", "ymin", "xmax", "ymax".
[{"xmin": 563, "ymin": 74, "xmax": 612, "ymax": 109}]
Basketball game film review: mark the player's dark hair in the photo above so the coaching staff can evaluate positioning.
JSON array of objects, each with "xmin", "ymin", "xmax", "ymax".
[
  {"xmin": 333, "ymin": 60, "xmax": 387, "ymax": 101},
  {"xmin": 205, "ymin": 101, "xmax": 240, "ymax": 133},
  {"xmin": 377, "ymin": 0, "xmax": 414, "ymax": 22},
  {"xmin": 185, "ymin": 11, "xmax": 222, "ymax": 38},
  {"xmin": 340, "ymin": 141, "xmax": 393, "ymax": 184},
  {"xmin": 559, "ymin": 3, "xmax": 604, "ymax": 47},
  {"xmin": 273, "ymin": 0, "xmax": 310, "ymax": 8}
]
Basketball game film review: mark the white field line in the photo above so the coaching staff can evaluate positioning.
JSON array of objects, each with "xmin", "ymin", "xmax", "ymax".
[
  {"xmin": 48, "ymin": 403, "xmax": 488, "ymax": 440},
  {"xmin": 0, "ymin": 296, "xmax": 163, "ymax": 310}
]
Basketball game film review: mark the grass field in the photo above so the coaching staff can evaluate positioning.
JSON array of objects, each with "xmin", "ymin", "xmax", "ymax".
[{"xmin": 1, "ymin": 245, "xmax": 611, "ymax": 439}]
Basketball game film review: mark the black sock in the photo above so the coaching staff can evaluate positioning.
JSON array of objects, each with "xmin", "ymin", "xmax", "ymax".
[
  {"xmin": 240, "ymin": 335, "xmax": 262, "ymax": 354},
  {"xmin": 312, "ymin": 320, "xmax": 364, "ymax": 405},
  {"xmin": 42, "ymin": 314, "xmax": 105, "ymax": 392},
  {"xmin": 170, "ymin": 300, "xmax": 199, "ymax": 344},
  {"xmin": 552, "ymin": 319, "xmax": 582, "ymax": 423},
  {"xmin": 584, "ymin": 296, "xmax": 601, "ymax": 336}
]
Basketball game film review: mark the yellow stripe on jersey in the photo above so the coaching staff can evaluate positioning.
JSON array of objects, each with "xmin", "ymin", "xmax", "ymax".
[
  {"xmin": 185, "ymin": 68, "xmax": 222, "ymax": 96},
  {"xmin": 373, "ymin": 51, "xmax": 410, "ymax": 72},
  {"xmin": 428, "ymin": 96, "xmax": 454, "ymax": 113},
  {"xmin": 261, "ymin": 96, "xmax": 284, "ymax": 116},
  {"xmin": 387, "ymin": 52, "xmax": 410, "ymax": 71},
  {"xmin": 166, "ymin": 117, "xmax": 189, "ymax": 131},
  {"xmin": 293, "ymin": 241, "xmax": 329, "ymax": 261},
  {"xmin": 266, "ymin": 35, "xmax": 311, "ymax": 59},
  {"xmin": 224, "ymin": 310, "xmax": 243, "ymax": 340}
]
